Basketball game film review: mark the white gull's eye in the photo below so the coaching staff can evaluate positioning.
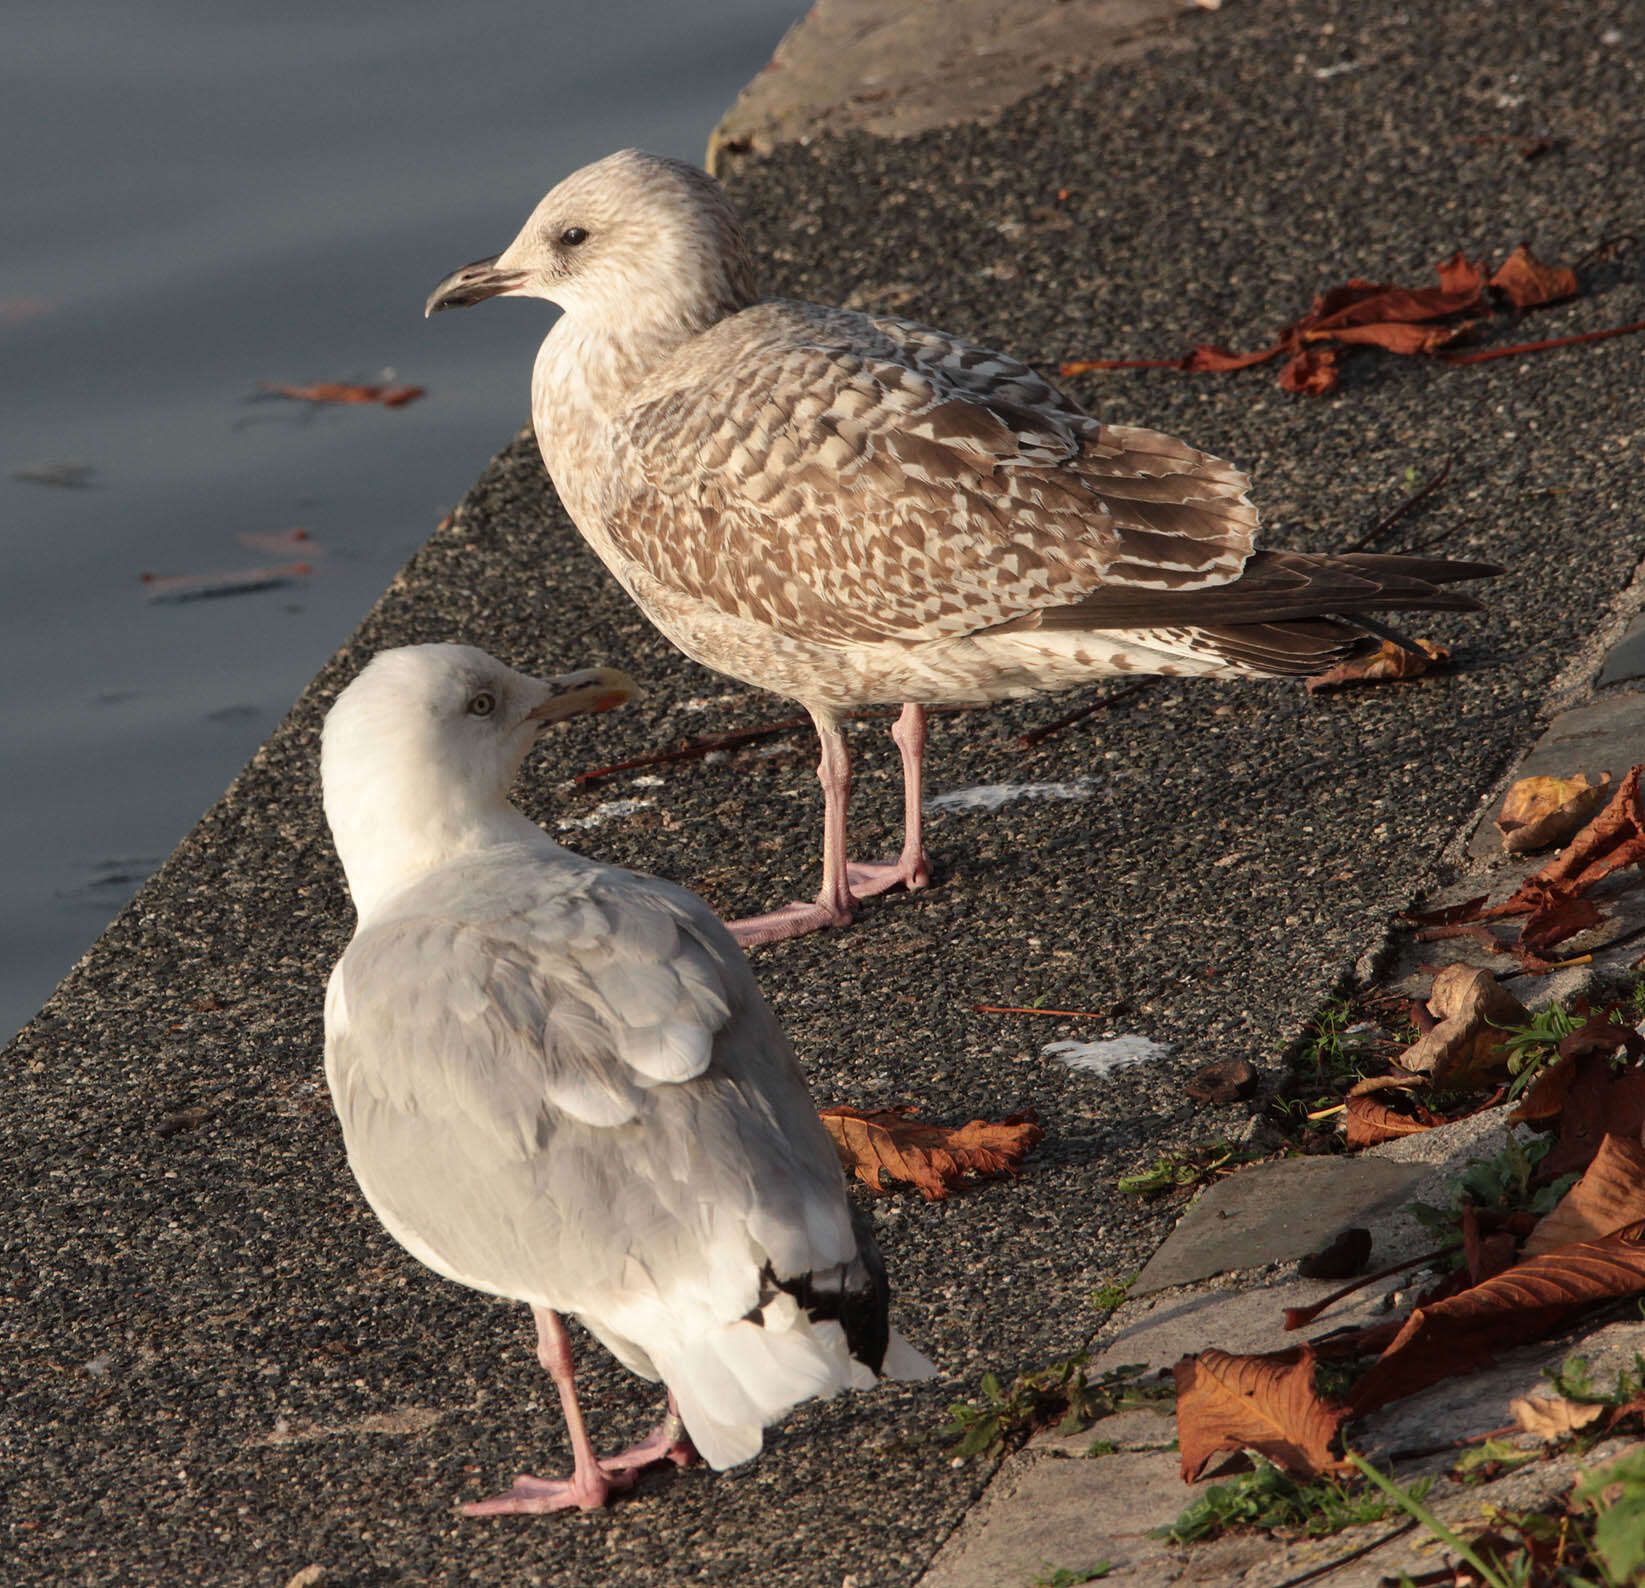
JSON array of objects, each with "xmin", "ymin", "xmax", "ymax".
[{"xmin": 468, "ymin": 691, "xmax": 496, "ymax": 717}]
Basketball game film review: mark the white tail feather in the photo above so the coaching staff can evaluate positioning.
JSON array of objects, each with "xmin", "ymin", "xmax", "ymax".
[{"xmin": 661, "ymin": 1311, "xmax": 922, "ymax": 1470}]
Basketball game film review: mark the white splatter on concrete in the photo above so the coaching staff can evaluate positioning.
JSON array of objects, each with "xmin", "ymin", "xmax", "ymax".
[
  {"xmin": 1043, "ymin": 1035, "xmax": 1174, "ymax": 1074},
  {"xmin": 926, "ymin": 775, "xmax": 1098, "ymax": 813}
]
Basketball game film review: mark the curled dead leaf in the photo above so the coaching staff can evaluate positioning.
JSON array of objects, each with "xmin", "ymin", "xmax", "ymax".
[
  {"xmin": 1540, "ymin": 1055, "xmax": 1645, "ymax": 1181},
  {"xmin": 1490, "ymin": 244, "xmax": 1579, "ymax": 310},
  {"xmin": 1174, "ymin": 1346, "xmax": 1347, "ymax": 1482},
  {"xmin": 1344, "ymin": 1093, "xmax": 1437, "ymax": 1148},
  {"xmin": 1495, "ymin": 772, "xmax": 1612, "ymax": 854},
  {"xmin": 1278, "ymin": 346, "xmax": 1339, "ymax": 395},
  {"xmin": 1305, "ymin": 637, "xmax": 1449, "ymax": 694},
  {"xmin": 1394, "ymin": 964, "xmax": 1528, "ymax": 1089},
  {"xmin": 817, "ymin": 1104, "xmax": 1043, "ymax": 1200}
]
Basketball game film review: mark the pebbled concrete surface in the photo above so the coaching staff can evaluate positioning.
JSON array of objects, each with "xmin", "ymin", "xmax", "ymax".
[{"xmin": 5, "ymin": 0, "xmax": 1645, "ymax": 1584}]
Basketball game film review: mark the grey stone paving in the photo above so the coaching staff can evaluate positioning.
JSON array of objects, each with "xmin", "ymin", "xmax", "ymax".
[
  {"xmin": 1131, "ymin": 1156, "xmax": 1421, "ymax": 1294},
  {"xmin": 6, "ymin": 0, "xmax": 1645, "ymax": 1584}
]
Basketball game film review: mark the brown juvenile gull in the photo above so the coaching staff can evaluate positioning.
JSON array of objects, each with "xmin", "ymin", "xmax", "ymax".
[
  {"xmin": 321, "ymin": 643, "xmax": 934, "ymax": 1514},
  {"xmin": 426, "ymin": 149, "xmax": 1500, "ymax": 944}
]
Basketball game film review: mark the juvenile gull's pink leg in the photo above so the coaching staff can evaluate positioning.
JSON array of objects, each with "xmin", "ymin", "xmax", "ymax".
[
  {"xmin": 847, "ymin": 703, "xmax": 932, "ymax": 897},
  {"xmin": 727, "ymin": 705, "xmax": 930, "ymax": 947},
  {"xmin": 462, "ymin": 1308, "xmax": 637, "ymax": 1516}
]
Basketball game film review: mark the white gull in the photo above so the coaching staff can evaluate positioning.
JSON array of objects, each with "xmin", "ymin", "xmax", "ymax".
[
  {"xmin": 320, "ymin": 643, "xmax": 933, "ymax": 1514},
  {"xmin": 427, "ymin": 149, "xmax": 1498, "ymax": 944}
]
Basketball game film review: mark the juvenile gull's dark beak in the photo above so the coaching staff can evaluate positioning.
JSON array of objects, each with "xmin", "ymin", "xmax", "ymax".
[{"xmin": 425, "ymin": 255, "xmax": 526, "ymax": 316}]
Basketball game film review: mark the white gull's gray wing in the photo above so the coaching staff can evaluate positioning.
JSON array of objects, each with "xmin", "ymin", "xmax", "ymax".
[{"xmin": 323, "ymin": 847, "xmax": 859, "ymax": 1354}]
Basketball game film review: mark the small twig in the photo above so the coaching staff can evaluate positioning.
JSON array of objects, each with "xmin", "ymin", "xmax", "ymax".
[
  {"xmin": 1017, "ymin": 681, "xmax": 1152, "ymax": 748},
  {"xmin": 1385, "ymin": 1424, "xmax": 1518, "ymax": 1463},
  {"xmin": 1284, "ymin": 1244, "xmax": 1458, "ymax": 1331},
  {"xmin": 1572, "ymin": 233, "xmax": 1641, "ymax": 273},
  {"xmin": 574, "ymin": 703, "xmax": 976, "ymax": 785},
  {"xmin": 1346, "ymin": 453, "xmax": 1455, "ymax": 553},
  {"xmin": 974, "ymin": 1004, "xmax": 1112, "ymax": 1019},
  {"xmin": 1496, "ymin": 951, "xmax": 1594, "ymax": 982},
  {"xmin": 1440, "ymin": 318, "xmax": 1645, "ymax": 365},
  {"xmin": 575, "ymin": 714, "xmax": 813, "ymax": 784}
]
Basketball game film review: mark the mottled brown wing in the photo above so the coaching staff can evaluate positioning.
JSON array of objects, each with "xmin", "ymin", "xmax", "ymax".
[{"xmin": 605, "ymin": 302, "xmax": 1257, "ymax": 647}]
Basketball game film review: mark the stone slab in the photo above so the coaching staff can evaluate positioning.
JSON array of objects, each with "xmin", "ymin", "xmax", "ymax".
[
  {"xmin": 708, "ymin": 0, "xmax": 1201, "ymax": 164},
  {"xmin": 1597, "ymin": 613, "xmax": 1645, "ymax": 688},
  {"xmin": 1031, "ymin": 1405, "xmax": 1177, "ymax": 1458},
  {"xmin": 1098, "ymin": 1111, "xmax": 1520, "ymax": 1373},
  {"xmin": 915, "ymin": 1449, "xmax": 1186, "ymax": 1588},
  {"xmin": 1132, "ymin": 1156, "xmax": 1423, "ymax": 1295}
]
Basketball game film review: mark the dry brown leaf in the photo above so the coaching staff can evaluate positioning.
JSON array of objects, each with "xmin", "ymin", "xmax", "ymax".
[
  {"xmin": 1490, "ymin": 245, "xmax": 1579, "ymax": 309},
  {"xmin": 262, "ymin": 380, "xmax": 425, "ymax": 408},
  {"xmin": 1278, "ymin": 346, "xmax": 1339, "ymax": 395},
  {"xmin": 1508, "ymin": 1393, "xmax": 1604, "ymax": 1439},
  {"xmin": 1306, "ymin": 637, "xmax": 1449, "ymax": 694},
  {"xmin": 1515, "ymin": 882, "xmax": 1608, "ymax": 954},
  {"xmin": 1174, "ymin": 1346, "xmax": 1347, "ymax": 1481},
  {"xmin": 1437, "ymin": 251, "xmax": 1489, "ymax": 294},
  {"xmin": 1394, "ymin": 964, "xmax": 1528, "ymax": 1089},
  {"xmin": 1303, "ymin": 275, "xmax": 1485, "ymax": 334},
  {"xmin": 1524, "ymin": 1135, "xmax": 1645, "ymax": 1257},
  {"xmin": 816, "ymin": 1105, "xmax": 1042, "ymax": 1200},
  {"xmin": 1059, "ymin": 246, "xmax": 1587, "ymax": 396},
  {"xmin": 1496, "ymin": 772, "xmax": 1612, "ymax": 854},
  {"xmin": 1180, "ymin": 343, "xmax": 1286, "ymax": 373},
  {"xmin": 1462, "ymin": 1201, "xmax": 1520, "ymax": 1286},
  {"xmin": 1314, "ymin": 319, "xmax": 1471, "ymax": 355},
  {"xmin": 1348, "ymin": 1216, "xmax": 1645, "ymax": 1416},
  {"xmin": 1344, "ymin": 1093, "xmax": 1437, "ymax": 1147},
  {"xmin": 1543, "ymin": 1061, "xmax": 1645, "ymax": 1181}
]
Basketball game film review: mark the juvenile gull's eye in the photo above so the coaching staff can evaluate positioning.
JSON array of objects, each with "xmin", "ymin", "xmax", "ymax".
[
  {"xmin": 560, "ymin": 227, "xmax": 589, "ymax": 247},
  {"xmin": 468, "ymin": 691, "xmax": 496, "ymax": 717}
]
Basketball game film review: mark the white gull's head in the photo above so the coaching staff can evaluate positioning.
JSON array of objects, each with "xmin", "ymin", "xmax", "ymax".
[
  {"xmin": 321, "ymin": 643, "xmax": 637, "ymax": 918},
  {"xmin": 424, "ymin": 149, "xmax": 756, "ymax": 334}
]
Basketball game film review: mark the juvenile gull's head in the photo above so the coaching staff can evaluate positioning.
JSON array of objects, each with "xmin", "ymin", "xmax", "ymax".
[
  {"xmin": 321, "ymin": 643, "xmax": 636, "ymax": 917},
  {"xmin": 425, "ymin": 149, "xmax": 757, "ymax": 335}
]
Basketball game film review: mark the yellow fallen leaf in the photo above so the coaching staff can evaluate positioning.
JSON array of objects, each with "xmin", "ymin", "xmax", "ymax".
[
  {"xmin": 1496, "ymin": 772, "xmax": 1611, "ymax": 854},
  {"xmin": 1509, "ymin": 1394, "xmax": 1604, "ymax": 1439}
]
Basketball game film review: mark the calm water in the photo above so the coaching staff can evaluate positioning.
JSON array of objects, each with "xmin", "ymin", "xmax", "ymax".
[{"xmin": 1, "ymin": 0, "xmax": 803, "ymax": 1041}]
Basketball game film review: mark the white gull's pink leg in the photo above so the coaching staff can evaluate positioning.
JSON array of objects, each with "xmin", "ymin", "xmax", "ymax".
[
  {"xmin": 462, "ymin": 1308, "xmax": 638, "ymax": 1516},
  {"xmin": 598, "ymin": 1391, "xmax": 698, "ymax": 1473}
]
